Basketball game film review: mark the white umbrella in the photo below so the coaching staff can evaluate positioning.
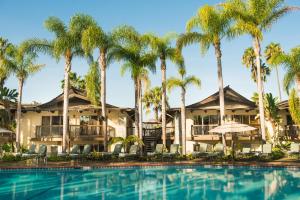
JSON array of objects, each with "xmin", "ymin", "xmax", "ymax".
[
  {"xmin": 0, "ymin": 128, "xmax": 13, "ymax": 133},
  {"xmin": 209, "ymin": 121, "xmax": 257, "ymax": 134}
]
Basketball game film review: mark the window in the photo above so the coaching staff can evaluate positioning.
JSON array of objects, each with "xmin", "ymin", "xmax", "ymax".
[
  {"xmin": 52, "ymin": 116, "xmax": 63, "ymax": 125},
  {"xmin": 287, "ymin": 115, "xmax": 295, "ymax": 125}
]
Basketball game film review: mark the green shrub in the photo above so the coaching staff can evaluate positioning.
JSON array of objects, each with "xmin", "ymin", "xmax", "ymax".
[
  {"xmin": 2, "ymin": 143, "xmax": 12, "ymax": 153},
  {"xmin": 271, "ymin": 147, "xmax": 285, "ymax": 160},
  {"xmin": 1, "ymin": 153, "xmax": 22, "ymax": 162}
]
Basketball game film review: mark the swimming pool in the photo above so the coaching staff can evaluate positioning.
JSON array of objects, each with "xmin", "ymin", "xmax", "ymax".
[{"xmin": 0, "ymin": 166, "xmax": 299, "ymax": 200}]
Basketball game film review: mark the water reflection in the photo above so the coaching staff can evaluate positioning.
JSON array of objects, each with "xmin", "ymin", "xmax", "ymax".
[{"xmin": 0, "ymin": 166, "xmax": 299, "ymax": 200}]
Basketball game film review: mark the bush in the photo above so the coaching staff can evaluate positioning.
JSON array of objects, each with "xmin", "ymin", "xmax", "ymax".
[
  {"xmin": 2, "ymin": 143, "xmax": 12, "ymax": 153},
  {"xmin": 271, "ymin": 147, "xmax": 285, "ymax": 160},
  {"xmin": 1, "ymin": 153, "xmax": 22, "ymax": 162}
]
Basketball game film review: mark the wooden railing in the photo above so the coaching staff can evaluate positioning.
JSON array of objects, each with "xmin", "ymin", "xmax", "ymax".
[
  {"xmin": 35, "ymin": 125, "xmax": 115, "ymax": 138},
  {"xmin": 127, "ymin": 127, "xmax": 175, "ymax": 138}
]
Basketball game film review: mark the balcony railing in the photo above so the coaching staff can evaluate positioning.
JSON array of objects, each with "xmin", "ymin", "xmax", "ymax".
[
  {"xmin": 127, "ymin": 127, "xmax": 175, "ymax": 138},
  {"xmin": 191, "ymin": 125, "xmax": 219, "ymax": 136},
  {"xmin": 35, "ymin": 125, "xmax": 115, "ymax": 138}
]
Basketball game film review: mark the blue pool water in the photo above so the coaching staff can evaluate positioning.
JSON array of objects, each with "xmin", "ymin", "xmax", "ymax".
[{"xmin": 0, "ymin": 166, "xmax": 300, "ymax": 200}]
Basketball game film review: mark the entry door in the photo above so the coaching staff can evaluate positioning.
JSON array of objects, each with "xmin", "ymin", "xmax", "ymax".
[{"xmin": 41, "ymin": 116, "xmax": 50, "ymax": 136}]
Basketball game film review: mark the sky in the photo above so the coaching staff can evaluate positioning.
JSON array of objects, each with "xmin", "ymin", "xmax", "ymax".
[{"xmin": 1, "ymin": 0, "xmax": 300, "ymax": 119}]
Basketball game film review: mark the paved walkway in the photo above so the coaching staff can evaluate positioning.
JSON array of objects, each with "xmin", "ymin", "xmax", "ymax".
[{"xmin": 1, "ymin": 158, "xmax": 300, "ymax": 169}]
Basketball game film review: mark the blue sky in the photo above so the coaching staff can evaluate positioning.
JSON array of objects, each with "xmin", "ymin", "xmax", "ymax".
[{"xmin": 1, "ymin": 0, "xmax": 300, "ymax": 114}]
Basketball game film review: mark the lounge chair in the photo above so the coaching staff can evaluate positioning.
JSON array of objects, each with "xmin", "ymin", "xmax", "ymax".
[
  {"xmin": 21, "ymin": 144, "xmax": 37, "ymax": 158},
  {"xmin": 102, "ymin": 144, "xmax": 123, "ymax": 157},
  {"xmin": 260, "ymin": 143, "xmax": 272, "ymax": 157},
  {"xmin": 238, "ymin": 146, "xmax": 253, "ymax": 157},
  {"xmin": 119, "ymin": 145, "xmax": 140, "ymax": 160},
  {"xmin": 207, "ymin": 143, "xmax": 224, "ymax": 159},
  {"xmin": 162, "ymin": 144, "xmax": 180, "ymax": 160},
  {"xmin": 192, "ymin": 143, "xmax": 208, "ymax": 158},
  {"xmin": 58, "ymin": 144, "xmax": 80, "ymax": 157},
  {"xmin": 288, "ymin": 143, "xmax": 300, "ymax": 158},
  {"xmin": 69, "ymin": 144, "xmax": 92, "ymax": 159},
  {"xmin": 35, "ymin": 144, "xmax": 47, "ymax": 164},
  {"xmin": 147, "ymin": 144, "xmax": 164, "ymax": 157}
]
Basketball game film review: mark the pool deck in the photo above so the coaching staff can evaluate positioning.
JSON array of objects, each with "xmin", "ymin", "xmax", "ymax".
[{"xmin": 1, "ymin": 158, "xmax": 300, "ymax": 169}]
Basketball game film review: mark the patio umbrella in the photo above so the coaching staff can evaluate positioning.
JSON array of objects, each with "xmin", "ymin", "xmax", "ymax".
[
  {"xmin": 209, "ymin": 122, "xmax": 257, "ymax": 158},
  {"xmin": 208, "ymin": 122, "xmax": 257, "ymax": 134}
]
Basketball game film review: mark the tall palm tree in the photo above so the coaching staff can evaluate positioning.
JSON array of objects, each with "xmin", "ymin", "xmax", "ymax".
[
  {"xmin": 22, "ymin": 14, "xmax": 96, "ymax": 152},
  {"xmin": 0, "ymin": 38, "xmax": 14, "ymax": 89},
  {"xmin": 113, "ymin": 26, "xmax": 156, "ymax": 139},
  {"xmin": 167, "ymin": 67, "xmax": 201, "ymax": 154},
  {"xmin": 10, "ymin": 47, "xmax": 44, "ymax": 152},
  {"xmin": 144, "ymin": 33, "xmax": 181, "ymax": 146},
  {"xmin": 242, "ymin": 47, "xmax": 271, "ymax": 85},
  {"xmin": 278, "ymin": 46, "xmax": 300, "ymax": 95},
  {"xmin": 223, "ymin": 0, "xmax": 295, "ymax": 142},
  {"xmin": 85, "ymin": 60, "xmax": 100, "ymax": 106},
  {"xmin": 0, "ymin": 86, "xmax": 18, "ymax": 129},
  {"xmin": 177, "ymin": 5, "xmax": 232, "ymax": 127},
  {"xmin": 265, "ymin": 43, "xmax": 284, "ymax": 101},
  {"xmin": 82, "ymin": 22, "xmax": 116, "ymax": 151}
]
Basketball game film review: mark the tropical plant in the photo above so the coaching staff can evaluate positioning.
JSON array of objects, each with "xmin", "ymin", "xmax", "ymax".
[
  {"xmin": 167, "ymin": 67, "xmax": 201, "ymax": 154},
  {"xmin": 61, "ymin": 72, "xmax": 85, "ymax": 90},
  {"xmin": 22, "ymin": 14, "xmax": 96, "ymax": 152},
  {"xmin": 242, "ymin": 47, "xmax": 271, "ymax": 84},
  {"xmin": 108, "ymin": 135, "xmax": 144, "ymax": 153},
  {"xmin": 112, "ymin": 25, "xmax": 156, "ymax": 138},
  {"xmin": 177, "ymin": 4, "xmax": 232, "ymax": 127},
  {"xmin": 144, "ymin": 32, "xmax": 181, "ymax": 146},
  {"xmin": 143, "ymin": 86, "xmax": 169, "ymax": 121},
  {"xmin": 0, "ymin": 86, "xmax": 18, "ymax": 128},
  {"xmin": 223, "ymin": 0, "xmax": 295, "ymax": 142},
  {"xmin": 82, "ymin": 20, "xmax": 116, "ymax": 151},
  {"xmin": 276, "ymin": 46, "xmax": 300, "ymax": 94},
  {"xmin": 288, "ymin": 89, "xmax": 300, "ymax": 125},
  {"xmin": 0, "ymin": 37, "xmax": 15, "ymax": 88},
  {"xmin": 9, "ymin": 45, "xmax": 44, "ymax": 152},
  {"xmin": 265, "ymin": 42, "xmax": 284, "ymax": 101}
]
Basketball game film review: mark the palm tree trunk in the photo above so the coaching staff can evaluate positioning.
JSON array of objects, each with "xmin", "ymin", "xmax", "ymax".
[
  {"xmin": 275, "ymin": 67, "xmax": 282, "ymax": 101},
  {"xmin": 134, "ymin": 78, "xmax": 139, "ymax": 137},
  {"xmin": 100, "ymin": 51, "xmax": 108, "ymax": 151},
  {"xmin": 181, "ymin": 88, "xmax": 186, "ymax": 155},
  {"xmin": 154, "ymin": 108, "xmax": 159, "ymax": 122},
  {"xmin": 214, "ymin": 42, "xmax": 225, "ymax": 124},
  {"xmin": 62, "ymin": 58, "xmax": 71, "ymax": 153},
  {"xmin": 138, "ymin": 79, "xmax": 143, "ymax": 140},
  {"xmin": 214, "ymin": 41, "xmax": 227, "ymax": 154},
  {"xmin": 161, "ymin": 58, "xmax": 167, "ymax": 146},
  {"xmin": 253, "ymin": 37, "xmax": 266, "ymax": 143},
  {"xmin": 16, "ymin": 78, "xmax": 23, "ymax": 152}
]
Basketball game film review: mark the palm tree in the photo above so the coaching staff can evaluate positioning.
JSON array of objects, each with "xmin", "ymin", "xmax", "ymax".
[
  {"xmin": 177, "ymin": 5, "xmax": 232, "ymax": 127},
  {"xmin": 61, "ymin": 72, "xmax": 85, "ymax": 90},
  {"xmin": 82, "ymin": 22, "xmax": 116, "ymax": 151},
  {"xmin": 10, "ymin": 46, "xmax": 44, "ymax": 152},
  {"xmin": 0, "ymin": 38, "xmax": 14, "ymax": 88},
  {"xmin": 265, "ymin": 43, "xmax": 284, "ymax": 101},
  {"xmin": 113, "ymin": 26, "xmax": 156, "ymax": 139},
  {"xmin": 242, "ymin": 47, "xmax": 271, "ymax": 85},
  {"xmin": 278, "ymin": 46, "xmax": 300, "ymax": 95},
  {"xmin": 85, "ymin": 60, "xmax": 100, "ymax": 106},
  {"xmin": 143, "ymin": 86, "xmax": 164, "ymax": 121},
  {"xmin": 144, "ymin": 33, "xmax": 181, "ymax": 146},
  {"xmin": 22, "ymin": 14, "xmax": 96, "ymax": 152},
  {"xmin": 223, "ymin": 0, "xmax": 295, "ymax": 142},
  {"xmin": 167, "ymin": 67, "xmax": 201, "ymax": 154}
]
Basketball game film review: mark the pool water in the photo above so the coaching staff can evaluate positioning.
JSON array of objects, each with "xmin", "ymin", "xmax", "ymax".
[{"xmin": 0, "ymin": 166, "xmax": 300, "ymax": 200}]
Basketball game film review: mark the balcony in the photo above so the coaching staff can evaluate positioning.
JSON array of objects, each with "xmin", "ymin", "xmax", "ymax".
[{"xmin": 34, "ymin": 125, "xmax": 115, "ymax": 141}]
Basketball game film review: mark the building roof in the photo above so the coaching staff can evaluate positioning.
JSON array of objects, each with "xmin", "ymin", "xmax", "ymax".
[
  {"xmin": 19, "ymin": 87, "xmax": 132, "ymax": 112},
  {"xmin": 177, "ymin": 86, "xmax": 257, "ymax": 111},
  {"xmin": 278, "ymin": 100, "xmax": 289, "ymax": 110}
]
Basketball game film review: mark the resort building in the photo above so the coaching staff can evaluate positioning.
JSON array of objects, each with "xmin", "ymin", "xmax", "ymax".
[
  {"xmin": 6, "ymin": 86, "xmax": 298, "ymax": 154},
  {"xmin": 15, "ymin": 88, "xmax": 134, "ymax": 152}
]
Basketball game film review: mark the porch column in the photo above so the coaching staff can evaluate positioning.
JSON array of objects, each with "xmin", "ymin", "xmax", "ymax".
[{"xmin": 174, "ymin": 112, "xmax": 181, "ymax": 145}]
